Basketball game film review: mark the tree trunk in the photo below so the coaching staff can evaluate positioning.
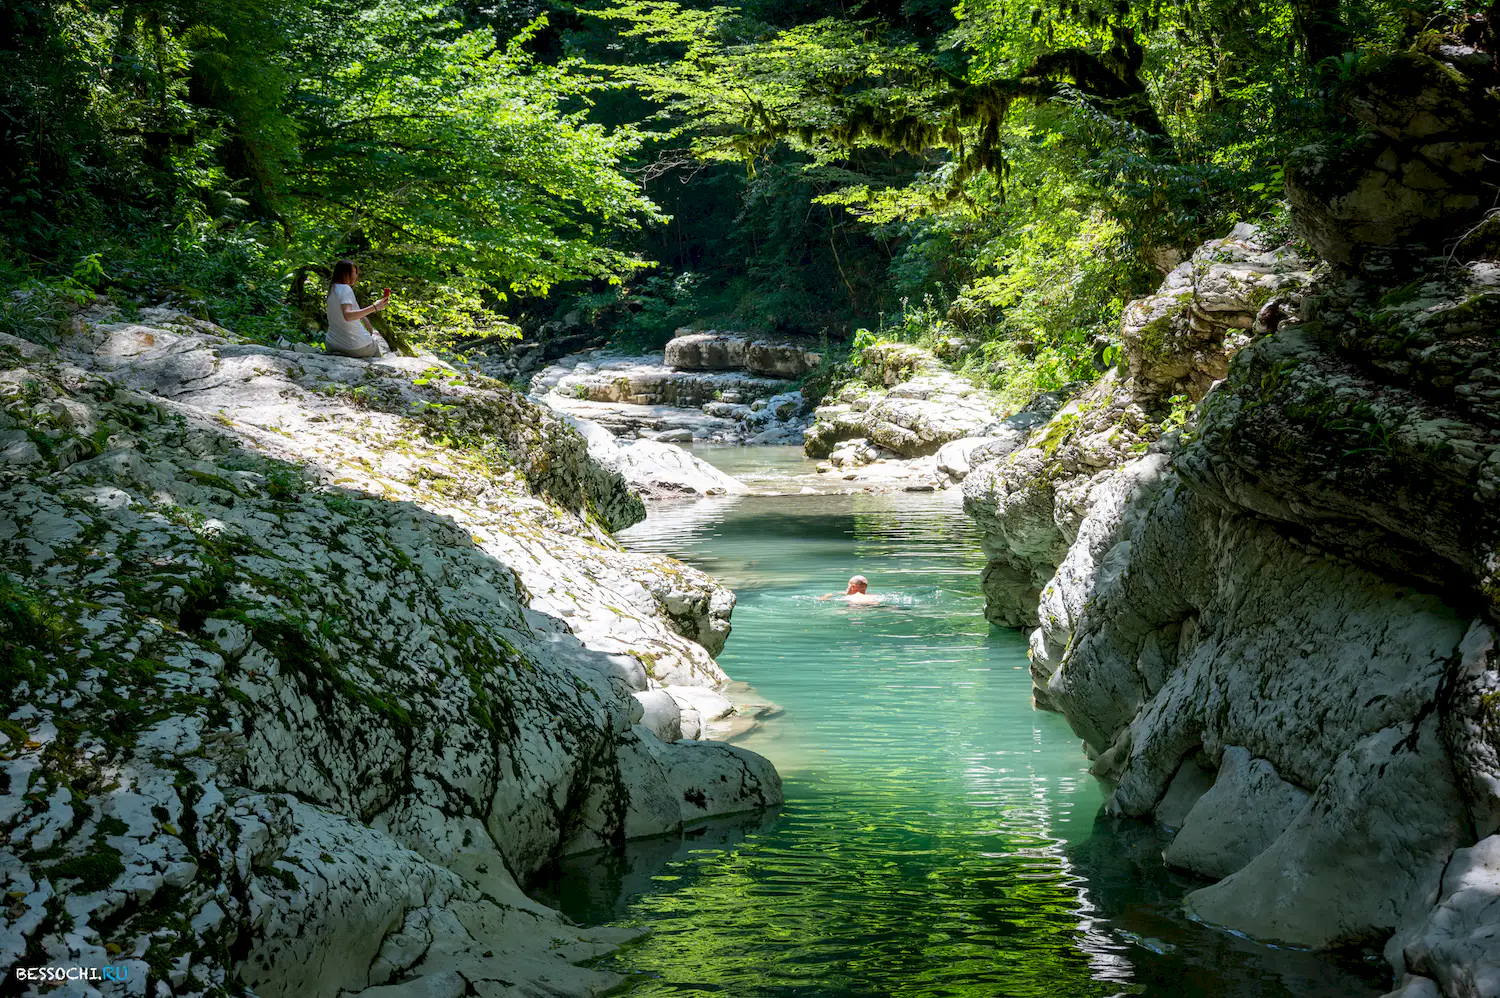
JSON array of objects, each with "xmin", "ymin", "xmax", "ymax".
[
  {"xmin": 290, "ymin": 266, "xmax": 309, "ymax": 311},
  {"xmin": 1294, "ymin": 0, "xmax": 1350, "ymax": 66}
]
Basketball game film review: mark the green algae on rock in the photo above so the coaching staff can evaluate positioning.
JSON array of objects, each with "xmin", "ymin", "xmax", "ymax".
[
  {"xmin": 0, "ymin": 312, "xmax": 780, "ymax": 997},
  {"xmin": 957, "ymin": 39, "xmax": 1500, "ymax": 995}
]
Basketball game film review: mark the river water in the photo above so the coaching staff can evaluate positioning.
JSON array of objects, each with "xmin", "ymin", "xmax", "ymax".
[{"xmin": 534, "ymin": 447, "xmax": 1387, "ymax": 998}]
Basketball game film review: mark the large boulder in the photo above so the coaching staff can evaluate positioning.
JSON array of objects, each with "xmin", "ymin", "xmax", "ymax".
[
  {"xmin": 664, "ymin": 331, "xmax": 747, "ymax": 370},
  {"xmin": 0, "ymin": 315, "xmax": 782, "ymax": 996},
  {"xmin": 804, "ymin": 345, "xmax": 1009, "ymax": 459},
  {"xmin": 663, "ymin": 331, "xmax": 822, "ymax": 378},
  {"xmin": 1162, "ymin": 746, "xmax": 1310, "ymax": 880},
  {"xmin": 1184, "ymin": 719, "xmax": 1466, "ymax": 949},
  {"xmin": 1286, "ymin": 50, "xmax": 1500, "ymax": 268},
  {"xmin": 743, "ymin": 339, "xmax": 821, "ymax": 378}
]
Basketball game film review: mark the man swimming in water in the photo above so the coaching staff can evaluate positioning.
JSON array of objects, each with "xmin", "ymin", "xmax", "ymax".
[{"xmin": 819, "ymin": 575, "xmax": 881, "ymax": 604}]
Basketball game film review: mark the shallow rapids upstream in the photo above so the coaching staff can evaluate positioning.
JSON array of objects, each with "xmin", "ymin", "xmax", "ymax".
[{"xmin": 534, "ymin": 447, "xmax": 1388, "ymax": 998}]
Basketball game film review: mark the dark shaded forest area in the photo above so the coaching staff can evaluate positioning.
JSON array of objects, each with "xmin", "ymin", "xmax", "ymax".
[{"xmin": 2, "ymin": 0, "xmax": 1496, "ymax": 398}]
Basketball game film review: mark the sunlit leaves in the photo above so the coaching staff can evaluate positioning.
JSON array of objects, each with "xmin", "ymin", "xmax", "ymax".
[{"xmin": 280, "ymin": 1, "xmax": 663, "ymax": 295}]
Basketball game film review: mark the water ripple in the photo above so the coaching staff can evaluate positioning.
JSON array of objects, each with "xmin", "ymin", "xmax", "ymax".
[{"xmin": 536, "ymin": 450, "xmax": 1387, "ymax": 998}]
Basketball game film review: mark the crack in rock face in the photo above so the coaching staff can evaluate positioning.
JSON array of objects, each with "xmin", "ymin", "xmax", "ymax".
[
  {"xmin": 956, "ymin": 46, "xmax": 1500, "ymax": 983},
  {"xmin": 0, "ymin": 315, "xmax": 780, "ymax": 997}
]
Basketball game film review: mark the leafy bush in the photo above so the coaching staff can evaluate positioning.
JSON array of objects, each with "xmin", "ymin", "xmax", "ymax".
[{"xmin": 0, "ymin": 0, "xmax": 664, "ymax": 345}]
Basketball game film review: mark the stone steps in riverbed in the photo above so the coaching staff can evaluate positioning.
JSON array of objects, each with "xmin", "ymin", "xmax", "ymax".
[
  {"xmin": 531, "ymin": 335, "xmax": 814, "ymax": 449},
  {"xmin": 664, "ymin": 329, "xmax": 822, "ymax": 378}
]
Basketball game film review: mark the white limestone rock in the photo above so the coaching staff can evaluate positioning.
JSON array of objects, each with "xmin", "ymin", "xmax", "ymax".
[
  {"xmin": 612, "ymin": 439, "xmax": 749, "ymax": 499},
  {"xmin": 1395, "ymin": 834, "xmax": 1500, "ymax": 998},
  {"xmin": 804, "ymin": 345, "xmax": 1015, "ymax": 460},
  {"xmin": 1152, "ymin": 756, "xmax": 1214, "ymax": 831},
  {"xmin": 1185, "ymin": 719, "xmax": 1468, "ymax": 949},
  {"xmin": 664, "ymin": 331, "xmax": 821, "ymax": 378},
  {"xmin": 532, "ymin": 350, "xmax": 810, "ymax": 445},
  {"xmin": 0, "ymin": 315, "xmax": 781, "ymax": 998},
  {"xmin": 957, "ymin": 223, "xmax": 1496, "ymax": 972},
  {"xmin": 665, "ymin": 331, "xmax": 748, "ymax": 371},
  {"xmin": 1163, "ymin": 746, "xmax": 1310, "ymax": 879},
  {"xmin": 532, "ymin": 351, "xmax": 792, "ymax": 408},
  {"xmin": 640, "ymin": 733, "xmax": 784, "ymax": 823},
  {"xmin": 935, "ymin": 435, "xmax": 1003, "ymax": 481},
  {"xmin": 634, "ymin": 688, "xmax": 684, "ymax": 742},
  {"xmin": 565, "ymin": 411, "xmax": 748, "ymax": 500},
  {"xmin": 665, "ymin": 685, "xmax": 735, "ymax": 723}
]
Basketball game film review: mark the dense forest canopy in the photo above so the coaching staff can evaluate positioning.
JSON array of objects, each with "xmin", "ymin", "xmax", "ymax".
[{"xmin": 2, "ymin": 0, "xmax": 1495, "ymax": 393}]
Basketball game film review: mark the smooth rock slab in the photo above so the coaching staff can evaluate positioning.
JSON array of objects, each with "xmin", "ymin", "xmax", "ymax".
[
  {"xmin": 1185, "ymin": 719, "xmax": 1468, "ymax": 949},
  {"xmin": 1164, "ymin": 746, "xmax": 1310, "ymax": 880},
  {"xmin": 1396, "ymin": 834, "xmax": 1500, "ymax": 998}
]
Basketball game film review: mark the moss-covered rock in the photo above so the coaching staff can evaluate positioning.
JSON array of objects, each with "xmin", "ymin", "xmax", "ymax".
[{"xmin": 0, "ymin": 314, "xmax": 781, "ymax": 997}]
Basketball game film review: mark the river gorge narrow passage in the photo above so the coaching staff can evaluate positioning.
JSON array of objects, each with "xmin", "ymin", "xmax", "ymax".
[{"xmin": 536, "ymin": 447, "xmax": 1388, "ymax": 998}]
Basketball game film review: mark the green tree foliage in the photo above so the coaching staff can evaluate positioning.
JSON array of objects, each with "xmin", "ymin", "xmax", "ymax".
[
  {"xmin": 0, "ymin": 0, "xmax": 661, "ymax": 342},
  {"xmin": 3, "ymin": 0, "xmax": 1493, "ymax": 384},
  {"xmin": 579, "ymin": 0, "xmax": 1493, "ymax": 395}
]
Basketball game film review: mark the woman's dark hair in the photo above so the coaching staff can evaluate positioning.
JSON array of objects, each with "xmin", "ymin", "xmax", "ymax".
[{"xmin": 330, "ymin": 259, "xmax": 357, "ymax": 287}]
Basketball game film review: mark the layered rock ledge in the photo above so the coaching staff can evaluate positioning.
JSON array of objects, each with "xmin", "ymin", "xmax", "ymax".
[
  {"xmin": 530, "ymin": 329, "xmax": 819, "ymax": 450},
  {"xmin": 800, "ymin": 341, "xmax": 1070, "ymax": 493},
  {"xmin": 962, "ymin": 41, "xmax": 1500, "ymax": 996},
  {"xmin": 523, "ymin": 330, "xmax": 819, "ymax": 499},
  {"xmin": 0, "ymin": 309, "xmax": 781, "ymax": 996}
]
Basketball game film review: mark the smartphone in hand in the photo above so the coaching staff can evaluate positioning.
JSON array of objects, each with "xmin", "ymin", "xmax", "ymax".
[{"xmin": 382, "ymin": 287, "xmax": 390, "ymax": 298}]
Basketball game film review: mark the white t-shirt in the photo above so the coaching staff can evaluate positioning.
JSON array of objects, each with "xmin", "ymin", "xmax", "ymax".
[{"xmin": 326, "ymin": 283, "xmax": 375, "ymax": 353}]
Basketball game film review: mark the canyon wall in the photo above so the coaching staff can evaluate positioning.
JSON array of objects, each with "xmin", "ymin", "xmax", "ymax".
[{"xmin": 964, "ymin": 42, "xmax": 1500, "ymax": 995}]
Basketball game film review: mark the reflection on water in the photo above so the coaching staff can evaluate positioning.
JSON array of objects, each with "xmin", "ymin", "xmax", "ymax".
[{"xmin": 535, "ymin": 448, "xmax": 1385, "ymax": 997}]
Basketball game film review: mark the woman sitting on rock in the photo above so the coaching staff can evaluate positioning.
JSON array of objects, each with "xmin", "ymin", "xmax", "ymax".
[{"xmin": 325, "ymin": 259, "xmax": 392, "ymax": 358}]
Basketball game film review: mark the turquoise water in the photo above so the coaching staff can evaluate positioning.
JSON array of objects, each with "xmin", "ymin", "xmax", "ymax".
[{"xmin": 534, "ymin": 447, "xmax": 1386, "ymax": 997}]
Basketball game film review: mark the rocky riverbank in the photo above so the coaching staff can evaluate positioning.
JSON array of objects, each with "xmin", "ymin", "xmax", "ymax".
[
  {"xmin": 502, "ymin": 330, "xmax": 818, "ymax": 499},
  {"xmin": 528, "ymin": 330, "xmax": 819, "ymax": 448},
  {"xmin": 958, "ymin": 41, "xmax": 1500, "ymax": 997},
  {"xmin": 0, "ymin": 309, "xmax": 781, "ymax": 996},
  {"xmin": 801, "ymin": 340, "xmax": 1074, "ymax": 491}
]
